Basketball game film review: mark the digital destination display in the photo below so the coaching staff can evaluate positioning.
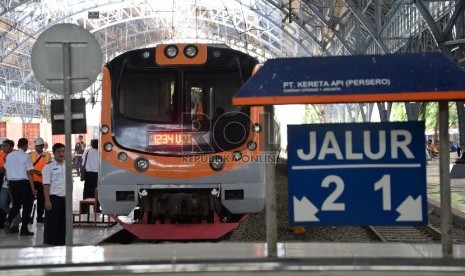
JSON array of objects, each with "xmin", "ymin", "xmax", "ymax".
[{"xmin": 149, "ymin": 132, "xmax": 193, "ymax": 146}]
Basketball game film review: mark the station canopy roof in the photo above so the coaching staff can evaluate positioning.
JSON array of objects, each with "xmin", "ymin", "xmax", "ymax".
[{"xmin": 0, "ymin": 1, "xmax": 462, "ymax": 121}]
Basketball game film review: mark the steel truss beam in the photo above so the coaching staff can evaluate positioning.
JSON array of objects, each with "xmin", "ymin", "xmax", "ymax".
[{"xmin": 0, "ymin": 0, "xmax": 463, "ymax": 122}]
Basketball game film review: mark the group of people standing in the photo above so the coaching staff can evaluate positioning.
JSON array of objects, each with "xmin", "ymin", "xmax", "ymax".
[
  {"xmin": 0, "ymin": 137, "xmax": 63, "ymax": 243},
  {"xmin": 0, "ymin": 135, "xmax": 98, "ymax": 246},
  {"xmin": 426, "ymin": 139, "xmax": 461, "ymax": 161}
]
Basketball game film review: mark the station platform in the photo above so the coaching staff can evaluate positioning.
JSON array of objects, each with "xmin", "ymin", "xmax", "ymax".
[
  {"xmin": 0, "ymin": 160, "xmax": 464, "ymax": 275},
  {"xmin": 427, "ymin": 156, "xmax": 465, "ymax": 213},
  {"xmin": 0, "ymin": 175, "xmax": 120, "ymax": 248}
]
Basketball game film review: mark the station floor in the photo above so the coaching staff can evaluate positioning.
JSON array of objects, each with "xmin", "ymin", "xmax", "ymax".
[{"xmin": 0, "ymin": 159, "xmax": 465, "ymax": 275}]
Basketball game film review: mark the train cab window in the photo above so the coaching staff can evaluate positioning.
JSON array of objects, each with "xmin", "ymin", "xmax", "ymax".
[
  {"xmin": 184, "ymin": 71, "xmax": 246, "ymax": 121},
  {"xmin": 119, "ymin": 73, "xmax": 175, "ymax": 122},
  {"xmin": 189, "ymin": 86, "xmax": 203, "ymax": 120}
]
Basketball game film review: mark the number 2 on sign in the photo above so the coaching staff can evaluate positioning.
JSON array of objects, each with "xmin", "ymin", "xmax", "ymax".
[
  {"xmin": 374, "ymin": 174, "xmax": 391, "ymax": 210},
  {"xmin": 321, "ymin": 175, "xmax": 345, "ymax": 211},
  {"xmin": 320, "ymin": 174, "xmax": 392, "ymax": 212}
]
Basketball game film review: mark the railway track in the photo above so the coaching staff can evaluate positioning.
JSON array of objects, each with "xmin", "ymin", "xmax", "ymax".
[{"xmin": 367, "ymin": 224, "xmax": 442, "ymax": 243}]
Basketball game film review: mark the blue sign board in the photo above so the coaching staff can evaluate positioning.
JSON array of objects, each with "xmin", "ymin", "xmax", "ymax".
[
  {"xmin": 287, "ymin": 121, "xmax": 427, "ymax": 226},
  {"xmin": 233, "ymin": 53, "xmax": 465, "ymax": 105}
]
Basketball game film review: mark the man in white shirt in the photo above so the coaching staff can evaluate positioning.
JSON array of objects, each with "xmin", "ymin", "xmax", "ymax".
[
  {"xmin": 82, "ymin": 139, "xmax": 98, "ymax": 199},
  {"xmin": 43, "ymin": 143, "xmax": 66, "ymax": 246},
  {"xmin": 4, "ymin": 138, "xmax": 36, "ymax": 236}
]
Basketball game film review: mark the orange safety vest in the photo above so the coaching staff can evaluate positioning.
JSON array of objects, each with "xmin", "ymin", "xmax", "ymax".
[
  {"xmin": 30, "ymin": 151, "xmax": 51, "ymax": 183},
  {"xmin": 196, "ymin": 100, "xmax": 204, "ymax": 120},
  {"xmin": 0, "ymin": 151, "xmax": 5, "ymax": 179},
  {"xmin": 0, "ymin": 151, "xmax": 5, "ymax": 169}
]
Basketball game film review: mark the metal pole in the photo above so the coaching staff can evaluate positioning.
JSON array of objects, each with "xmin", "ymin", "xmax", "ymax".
[
  {"xmin": 265, "ymin": 112, "xmax": 277, "ymax": 257},
  {"xmin": 266, "ymin": 163, "xmax": 277, "ymax": 257},
  {"xmin": 63, "ymin": 42, "xmax": 74, "ymax": 246},
  {"xmin": 439, "ymin": 101, "xmax": 452, "ymax": 257}
]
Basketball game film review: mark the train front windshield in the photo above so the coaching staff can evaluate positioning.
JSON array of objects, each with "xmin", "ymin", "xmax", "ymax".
[{"xmin": 118, "ymin": 70, "xmax": 245, "ymax": 124}]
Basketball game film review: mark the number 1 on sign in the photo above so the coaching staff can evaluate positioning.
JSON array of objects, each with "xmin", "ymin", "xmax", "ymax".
[{"xmin": 374, "ymin": 174, "xmax": 391, "ymax": 210}]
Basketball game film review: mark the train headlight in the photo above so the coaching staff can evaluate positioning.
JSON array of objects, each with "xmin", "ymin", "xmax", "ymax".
[
  {"xmin": 104, "ymin": 142, "xmax": 113, "ymax": 152},
  {"xmin": 101, "ymin": 125, "xmax": 109, "ymax": 134},
  {"xmin": 232, "ymin": 151, "xmax": 242, "ymax": 161},
  {"xmin": 142, "ymin": 51, "xmax": 150, "ymax": 58},
  {"xmin": 184, "ymin": 45, "xmax": 198, "ymax": 58},
  {"xmin": 252, "ymin": 123, "xmax": 262, "ymax": 133},
  {"xmin": 118, "ymin": 152, "xmax": 128, "ymax": 162},
  {"xmin": 135, "ymin": 157, "xmax": 149, "ymax": 172},
  {"xmin": 247, "ymin": 141, "xmax": 257, "ymax": 151},
  {"xmin": 210, "ymin": 155, "xmax": 225, "ymax": 171},
  {"xmin": 164, "ymin": 45, "xmax": 178, "ymax": 58}
]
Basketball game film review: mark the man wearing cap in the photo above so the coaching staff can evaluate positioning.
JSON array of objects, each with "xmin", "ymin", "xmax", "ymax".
[{"xmin": 30, "ymin": 137, "xmax": 51, "ymax": 223}]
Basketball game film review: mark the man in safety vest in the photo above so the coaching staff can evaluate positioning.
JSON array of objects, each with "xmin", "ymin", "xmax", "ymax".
[{"xmin": 30, "ymin": 137, "xmax": 51, "ymax": 223}]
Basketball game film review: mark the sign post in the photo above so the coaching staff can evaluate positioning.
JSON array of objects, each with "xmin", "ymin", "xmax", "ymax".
[
  {"xmin": 31, "ymin": 23, "xmax": 102, "ymax": 246},
  {"xmin": 62, "ymin": 42, "xmax": 73, "ymax": 246},
  {"xmin": 233, "ymin": 52, "xmax": 465, "ymax": 258},
  {"xmin": 439, "ymin": 102, "xmax": 453, "ymax": 257}
]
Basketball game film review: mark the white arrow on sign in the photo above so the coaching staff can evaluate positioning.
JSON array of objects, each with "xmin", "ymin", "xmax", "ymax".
[
  {"xmin": 396, "ymin": 195, "xmax": 423, "ymax": 221},
  {"xmin": 293, "ymin": 196, "xmax": 319, "ymax": 222}
]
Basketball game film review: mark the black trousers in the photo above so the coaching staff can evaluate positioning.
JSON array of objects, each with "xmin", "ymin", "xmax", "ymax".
[
  {"xmin": 44, "ymin": 195, "xmax": 66, "ymax": 246},
  {"xmin": 7, "ymin": 180, "xmax": 34, "ymax": 229},
  {"xmin": 74, "ymin": 155, "xmax": 83, "ymax": 173},
  {"xmin": 83, "ymin": 171, "xmax": 98, "ymax": 199},
  {"xmin": 34, "ymin": 181, "xmax": 44, "ymax": 220}
]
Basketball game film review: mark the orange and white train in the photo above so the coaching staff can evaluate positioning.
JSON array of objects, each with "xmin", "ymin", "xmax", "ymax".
[{"xmin": 99, "ymin": 44, "xmax": 279, "ymax": 239}]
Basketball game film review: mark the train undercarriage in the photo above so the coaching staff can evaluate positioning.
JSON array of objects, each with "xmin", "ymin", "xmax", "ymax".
[{"xmin": 119, "ymin": 188, "xmax": 248, "ymax": 240}]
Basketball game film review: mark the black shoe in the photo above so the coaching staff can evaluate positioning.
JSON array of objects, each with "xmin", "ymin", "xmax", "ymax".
[
  {"xmin": 20, "ymin": 230, "xmax": 34, "ymax": 236},
  {"xmin": 4, "ymin": 221, "xmax": 10, "ymax": 234},
  {"xmin": 9, "ymin": 225, "xmax": 19, "ymax": 233}
]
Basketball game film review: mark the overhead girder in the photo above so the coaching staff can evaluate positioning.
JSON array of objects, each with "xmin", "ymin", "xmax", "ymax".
[
  {"xmin": 400, "ymin": 0, "xmax": 465, "ymax": 152},
  {"xmin": 0, "ymin": 0, "xmax": 464, "ymax": 122},
  {"xmin": 0, "ymin": 0, "xmax": 458, "ymax": 58},
  {"xmin": 414, "ymin": 0, "xmax": 465, "ymax": 58},
  {"xmin": 0, "ymin": 0, "xmax": 325, "ymax": 108},
  {"xmin": 299, "ymin": 1, "xmax": 355, "ymax": 55},
  {"xmin": 341, "ymin": 0, "xmax": 389, "ymax": 53},
  {"xmin": 86, "ymin": 4, "xmax": 307, "ymax": 60},
  {"xmin": 0, "ymin": 0, "xmax": 32, "ymax": 17}
]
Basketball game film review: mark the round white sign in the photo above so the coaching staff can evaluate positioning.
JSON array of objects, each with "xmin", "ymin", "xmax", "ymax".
[{"xmin": 31, "ymin": 23, "xmax": 102, "ymax": 94}]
